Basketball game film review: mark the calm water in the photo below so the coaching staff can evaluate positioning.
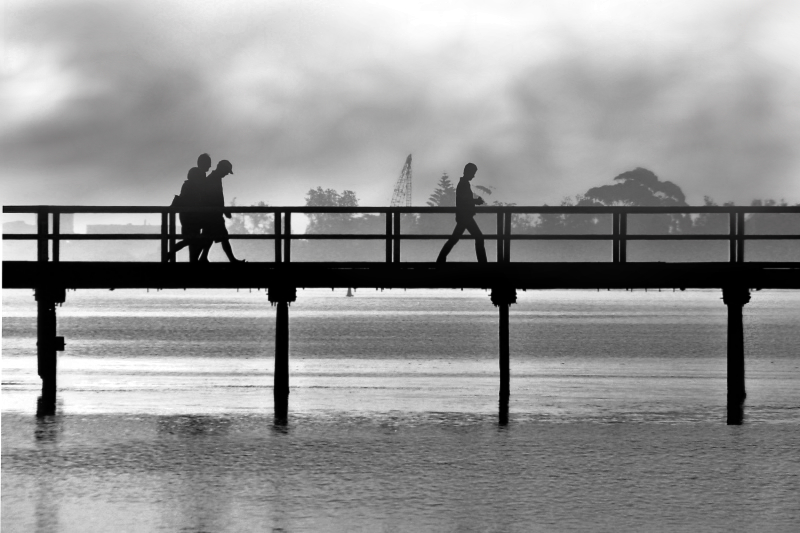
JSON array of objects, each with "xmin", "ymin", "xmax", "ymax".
[{"xmin": 3, "ymin": 288, "xmax": 800, "ymax": 532}]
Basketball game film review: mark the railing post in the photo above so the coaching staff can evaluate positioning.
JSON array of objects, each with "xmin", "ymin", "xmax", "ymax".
[
  {"xmin": 37, "ymin": 210, "xmax": 49, "ymax": 262},
  {"xmin": 736, "ymin": 212, "xmax": 745, "ymax": 263},
  {"xmin": 168, "ymin": 211, "xmax": 176, "ymax": 262},
  {"xmin": 619, "ymin": 212, "xmax": 627, "ymax": 263},
  {"xmin": 284, "ymin": 212, "xmax": 291, "ymax": 263},
  {"xmin": 274, "ymin": 211, "xmax": 282, "ymax": 263},
  {"xmin": 503, "ymin": 210, "xmax": 511, "ymax": 263},
  {"xmin": 385, "ymin": 211, "xmax": 393, "ymax": 263},
  {"xmin": 393, "ymin": 211, "xmax": 400, "ymax": 263},
  {"xmin": 52, "ymin": 213, "xmax": 60, "ymax": 263},
  {"xmin": 612, "ymin": 212, "xmax": 620, "ymax": 263},
  {"xmin": 729, "ymin": 212, "xmax": 737, "ymax": 263},
  {"xmin": 496, "ymin": 213, "xmax": 504, "ymax": 263},
  {"xmin": 161, "ymin": 212, "xmax": 168, "ymax": 263}
]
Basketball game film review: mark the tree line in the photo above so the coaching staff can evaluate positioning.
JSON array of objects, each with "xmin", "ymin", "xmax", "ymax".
[{"xmin": 225, "ymin": 168, "xmax": 798, "ymax": 262}]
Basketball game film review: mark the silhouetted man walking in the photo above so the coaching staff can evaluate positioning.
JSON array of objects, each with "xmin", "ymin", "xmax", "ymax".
[
  {"xmin": 171, "ymin": 153, "xmax": 212, "ymax": 262},
  {"xmin": 198, "ymin": 159, "xmax": 246, "ymax": 263},
  {"xmin": 436, "ymin": 162, "xmax": 487, "ymax": 263}
]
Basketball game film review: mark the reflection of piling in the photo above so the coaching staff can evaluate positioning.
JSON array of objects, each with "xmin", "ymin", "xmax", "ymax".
[
  {"xmin": 36, "ymin": 286, "xmax": 66, "ymax": 404},
  {"xmin": 346, "ymin": 287, "xmax": 353, "ymax": 297},
  {"xmin": 723, "ymin": 286, "xmax": 750, "ymax": 425},
  {"xmin": 491, "ymin": 287, "xmax": 517, "ymax": 425},
  {"xmin": 269, "ymin": 286, "xmax": 296, "ymax": 421}
]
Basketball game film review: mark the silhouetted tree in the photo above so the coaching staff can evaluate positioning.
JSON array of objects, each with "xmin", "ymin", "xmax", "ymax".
[
  {"xmin": 305, "ymin": 187, "xmax": 361, "ymax": 234},
  {"xmin": 426, "ymin": 173, "xmax": 456, "ymax": 207},
  {"xmin": 228, "ymin": 198, "xmax": 274, "ymax": 234},
  {"xmin": 582, "ymin": 167, "xmax": 686, "ymax": 206},
  {"xmin": 537, "ymin": 168, "xmax": 690, "ymax": 235},
  {"xmin": 688, "ymin": 196, "xmax": 734, "ymax": 235}
]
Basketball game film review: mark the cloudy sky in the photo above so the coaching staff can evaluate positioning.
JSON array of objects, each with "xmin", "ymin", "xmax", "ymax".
[{"xmin": 2, "ymin": 0, "xmax": 799, "ymax": 208}]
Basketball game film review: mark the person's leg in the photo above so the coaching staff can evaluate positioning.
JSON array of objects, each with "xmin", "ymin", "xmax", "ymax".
[
  {"xmin": 198, "ymin": 241, "xmax": 213, "ymax": 262},
  {"xmin": 221, "ymin": 239, "xmax": 245, "ymax": 263},
  {"xmin": 188, "ymin": 241, "xmax": 200, "ymax": 262},
  {"xmin": 170, "ymin": 240, "xmax": 189, "ymax": 261},
  {"xmin": 464, "ymin": 218, "xmax": 487, "ymax": 263},
  {"xmin": 437, "ymin": 223, "xmax": 466, "ymax": 262},
  {"xmin": 182, "ymin": 226, "xmax": 201, "ymax": 262}
]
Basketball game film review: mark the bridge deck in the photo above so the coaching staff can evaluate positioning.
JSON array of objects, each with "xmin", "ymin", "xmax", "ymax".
[{"xmin": 3, "ymin": 261, "xmax": 798, "ymax": 290}]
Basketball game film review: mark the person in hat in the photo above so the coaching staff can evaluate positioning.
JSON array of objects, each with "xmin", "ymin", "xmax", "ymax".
[{"xmin": 198, "ymin": 159, "xmax": 246, "ymax": 263}]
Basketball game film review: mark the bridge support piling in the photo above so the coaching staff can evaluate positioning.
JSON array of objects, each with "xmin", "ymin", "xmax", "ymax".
[
  {"xmin": 491, "ymin": 287, "xmax": 517, "ymax": 425},
  {"xmin": 35, "ymin": 286, "xmax": 66, "ymax": 404},
  {"xmin": 723, "ymin": 286, "xmax": 750, "ymax": 425},
  {"xmin": 269, "ymin": 286, "xmax": 297, "ymax": 422}
]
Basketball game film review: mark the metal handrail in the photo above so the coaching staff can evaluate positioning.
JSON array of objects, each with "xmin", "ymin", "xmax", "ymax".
[{"xmin": 3, "ymin": 205, "xmax": 799, "ymax": 264}]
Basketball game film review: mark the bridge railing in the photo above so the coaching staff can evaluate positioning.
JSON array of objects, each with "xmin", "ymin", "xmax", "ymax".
[{"xmin": 3, "ymin": 205, "xmax": 800, "ymax": 263}]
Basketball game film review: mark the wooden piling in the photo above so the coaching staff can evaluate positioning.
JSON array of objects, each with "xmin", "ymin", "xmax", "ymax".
[
  {"xmin": 269, "ymin": 286, "xmax": 297, "ymax": 421},
  {"xmin": 499, "ymin": 302, "xmax": 510, "ymax": 423},
  {"xmin": 491, "ymin": 287, "xmax": 517, "ymax": 425},
  {"xmin": 723, "ymin": 286, "xmax": 750, "ymax": 425},
  {"xmin": 35, "ymin": 287, "xmax": 65, "ymax": 402},
  {"xmin": 274, "ymin": 300, "xmax": 289, "ymax": 419}
]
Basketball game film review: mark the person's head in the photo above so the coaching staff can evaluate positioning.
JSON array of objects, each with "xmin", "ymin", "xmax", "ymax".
[
  {"xmin": 216, "ymin": 159, "xmax": 234, "ymax": 177},
  {"xmin": 463, "ymin": 162, "xmax": 477, "ymax": 180},
  {"xmin": 197, "ymin": 153, "xmax": 212, "ymax": 173}
]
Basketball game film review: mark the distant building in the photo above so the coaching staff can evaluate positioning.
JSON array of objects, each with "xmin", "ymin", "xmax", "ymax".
[
  {"xmin": 3, "ymin": 221, "xmax": 37, "ymax": 234},
  {"xmin": 86, "ymin": 223, "xmax": 160, "ymax": 234},
  {"xmin": 3, "ymin": 214, "xmax": 74, "ymax": 234}
]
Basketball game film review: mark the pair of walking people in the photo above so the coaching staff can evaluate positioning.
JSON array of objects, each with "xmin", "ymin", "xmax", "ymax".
[{"xmin": 172, "ymin": 153, "xmax": 245, "ymax": 263}]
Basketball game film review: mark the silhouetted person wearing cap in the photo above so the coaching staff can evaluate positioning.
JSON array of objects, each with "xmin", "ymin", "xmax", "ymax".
[
  {"xmin": 436, "ymin": 162, "xmax": 488, "ymax": 263},
  {"xmin": 198, "ymin": 159, "xmax": 245, "ymax": 263},
  {"xmin": 171, "ymin": 153, "xmax": 211, "ymax": 262}
]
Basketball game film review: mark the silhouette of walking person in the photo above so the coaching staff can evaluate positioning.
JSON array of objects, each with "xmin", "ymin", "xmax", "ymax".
[
  {"xmin": 171, "ymin": 153, "xmax": 212, "ymax": 262},
  {"xmin": 436, "ymin": 162, "xmax": 488, "ymax": 263},
  {"xmin": 198, "ymin": 159, "xmax": 246, "ymax": 263}
]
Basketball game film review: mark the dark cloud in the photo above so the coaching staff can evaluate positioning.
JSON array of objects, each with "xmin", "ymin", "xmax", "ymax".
[{"xmin": 2, "ymin": 0, "xmax": 798, "ymax": 209}]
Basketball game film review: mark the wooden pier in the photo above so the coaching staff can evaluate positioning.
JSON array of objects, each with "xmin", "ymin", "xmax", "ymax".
[{"xmin": 4, "ymin": 205, "xmax": 799, "ymax": 424}]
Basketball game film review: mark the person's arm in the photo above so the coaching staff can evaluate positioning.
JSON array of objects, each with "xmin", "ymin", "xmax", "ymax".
[
  {"xmin": 456, "ymin": 180, "xmax": 474, "ymax": 209},
  {"xmin": 209, "ymin": 179, "xmax": 227, "ymax": 210}
]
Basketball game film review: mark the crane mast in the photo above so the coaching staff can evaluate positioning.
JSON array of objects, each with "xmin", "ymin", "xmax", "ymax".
[{"xmin": 390, "ymin": 154, "xmax": 413, "ymax": 207}]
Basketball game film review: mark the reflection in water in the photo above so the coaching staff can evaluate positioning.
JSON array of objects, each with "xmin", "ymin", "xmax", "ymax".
[
  {"xmin": 34, "ymin": 396, "xmax": 62, "ymax": 441},
  {"xmin": 271, "ymin": 420, "xmax": 290, "ymax": 434},
  {"xmin": 34, "ymin": 397, "xmax": 63, "ymax": 533},
  {"xmin": 156, "ymin": 415, "xmax": 233, "ymax": 532},
  {"xmin": 35, "ymin": 395, "xmax": 57, "ymax": 419},
  {"xmin": 3, "ymin": 410, "xmax": 799, "ymax": 531},
  {"xmin": 157, "ymin": 415, "xmax": 232, "ymax": 437}
]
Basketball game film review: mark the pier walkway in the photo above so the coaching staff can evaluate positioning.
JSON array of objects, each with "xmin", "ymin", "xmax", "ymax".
[{"xmin": 4, "ymin": 205, "xmax": 799, "ymax": 424}]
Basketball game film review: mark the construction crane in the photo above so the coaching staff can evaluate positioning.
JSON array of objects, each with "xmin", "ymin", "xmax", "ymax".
[{"xmin": 390, "ymin": 154, "xmax": 413, "ymax": 207}]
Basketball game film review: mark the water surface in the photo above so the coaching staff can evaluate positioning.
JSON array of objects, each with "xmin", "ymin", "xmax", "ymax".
[{"xmin": 3, "ymin": 289, "xmax": 799, "ymax": 532}]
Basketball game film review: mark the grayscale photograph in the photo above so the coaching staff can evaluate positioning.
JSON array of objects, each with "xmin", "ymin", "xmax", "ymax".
[{"xmin": 2, "ymin": 0, "xmax": 799, "ymax": 531}]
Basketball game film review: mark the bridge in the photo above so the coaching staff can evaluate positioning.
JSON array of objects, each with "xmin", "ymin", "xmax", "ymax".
[{"xmin": 4, "ymin": 204, "xmax": 799, "ymax": 424}]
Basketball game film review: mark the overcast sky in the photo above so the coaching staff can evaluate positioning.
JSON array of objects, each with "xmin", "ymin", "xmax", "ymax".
[{"xmin": 2, "ymin": 0, "xmax": 799, "ymax": 208}]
